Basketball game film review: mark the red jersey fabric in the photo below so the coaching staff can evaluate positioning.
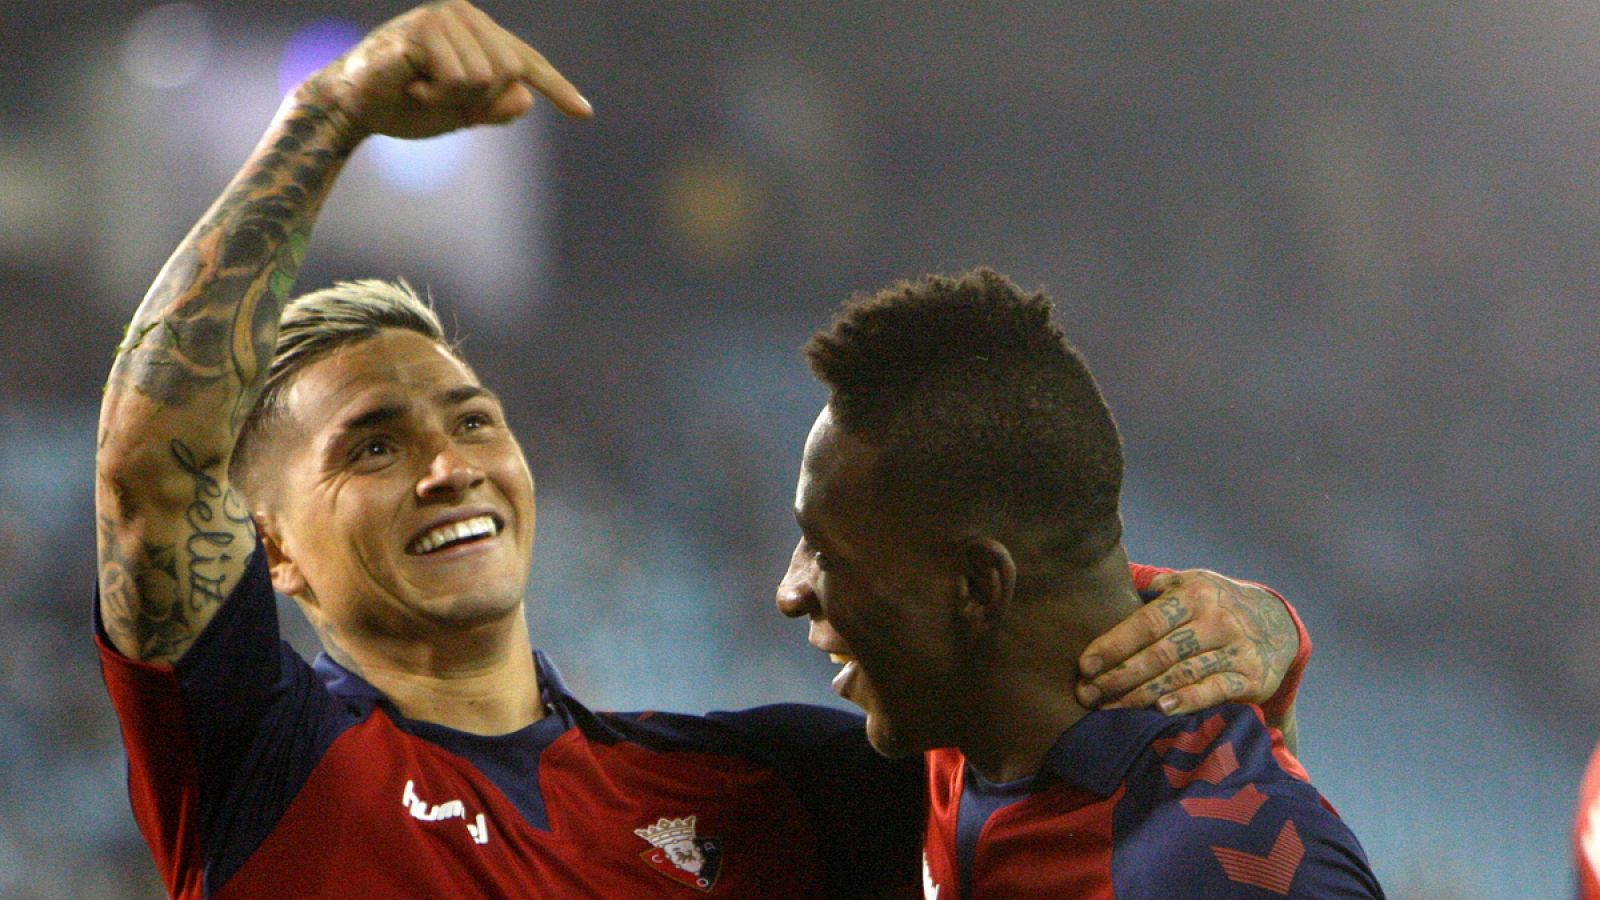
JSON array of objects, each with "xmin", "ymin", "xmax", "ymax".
[
  {"xmin": 96, "ymin": 541, "xmax": 921, "ymax": 899},
  {"xmin": 1577, "ymin": 741, "xmax": 1600, "ymax": 899}
]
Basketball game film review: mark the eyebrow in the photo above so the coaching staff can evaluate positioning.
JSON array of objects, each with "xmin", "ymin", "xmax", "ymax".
[
  {"xmin": 330, "ymin": 386, "xmax": 500, "ymax": 440},
  {"xmin": 336, "ymin": 402, "xmax": 407, "ymax": 436},
  {"xmin": 440, "ymin": 384, "xmax": 499, "ymax": 407}
]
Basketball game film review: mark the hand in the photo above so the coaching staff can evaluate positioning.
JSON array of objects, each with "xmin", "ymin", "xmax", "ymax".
[
  {"xmin": 1075, "ymin": 570, "xmax": 1299, "ymax": 715},
  {"xmin": 304, "ymin": 0, "xmax": 592, "ymax": 140}
]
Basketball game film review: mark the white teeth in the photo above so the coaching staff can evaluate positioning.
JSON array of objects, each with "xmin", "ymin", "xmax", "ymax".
[
  {"xmin": 828, "ymin": 653, "xmax": 854, "ymax": 665},
  {"xmin": 410, "ymin": 515, "xmax": 498, "ymax": 554}
]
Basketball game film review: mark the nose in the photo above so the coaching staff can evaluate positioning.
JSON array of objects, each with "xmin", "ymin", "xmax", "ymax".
[
  {"xmin": 416, "ymin": 441, "xmax": 486, "ymax": 499},
  {"xmin": 776, "ymin": 540, "xmax": 819, "ymax": 619}
]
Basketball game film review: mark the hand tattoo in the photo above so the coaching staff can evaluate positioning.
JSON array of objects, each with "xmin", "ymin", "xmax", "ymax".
[
  {"xmin": 1169, "ymin": 627, "xmax": 1202, "ymax": 660},
  {"xmin": 1156, "ymin": 595, "xmax": 1187, "ymax": 628},
  {"xmin": 1206, "ymin": 573, "xmax": 1296, "ymax": 700}
]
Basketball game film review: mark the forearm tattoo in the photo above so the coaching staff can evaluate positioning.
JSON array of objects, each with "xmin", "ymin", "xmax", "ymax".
[
  {"xmin": 109, "ymin": 106, "xmax": 349, "ymax": 430},
  {"xmin": 99, "ymin": 100, "xmax": 355, "ymax": 661},
  {"xmin": 98, "ymin": 442, "xmax": 252, "ymax": 660}
]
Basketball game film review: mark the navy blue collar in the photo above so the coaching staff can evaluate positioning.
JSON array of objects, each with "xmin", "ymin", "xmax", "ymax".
[
  {"xmin": 313, "ymin": 648, "xmax": 579, "ymax": 731},
  {"xmin": 1035, "ymin": 707, "xmax": 1178, "ymax": 797}
]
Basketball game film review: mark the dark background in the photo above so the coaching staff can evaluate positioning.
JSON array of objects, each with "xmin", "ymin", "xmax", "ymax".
[{"xmin": 1, "ymin": 2, "xmax": 1592, "ymax": 895}]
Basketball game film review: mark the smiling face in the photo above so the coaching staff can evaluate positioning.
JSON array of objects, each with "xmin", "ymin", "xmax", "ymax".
[
  {"xmin": 255, "ymin": 328, "xmax": 536, "ymax": 647},
  {"xmin": 776, "ymin": 406, "xmax": 969, "ymax": 758}
]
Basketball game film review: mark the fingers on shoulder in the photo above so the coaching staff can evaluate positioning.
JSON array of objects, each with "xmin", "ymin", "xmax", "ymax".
[
  {"xmin": 1085, "ymin": 592, "xmax": 1192, "ymax": 668},
  {"xmin": 1156, "ymin": 671, "xmax": 1252, "ymax": 715},
  {"xmin": 1106, "ymin": 646, "xmax": 1237, "ymax": 712}
]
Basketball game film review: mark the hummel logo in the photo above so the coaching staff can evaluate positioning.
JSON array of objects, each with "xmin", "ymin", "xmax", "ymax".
[
  {"xmin": 922, "ymin": 851, "xmax": 941, "ymax": 899},
  {"xmin": 402, "ymin": 779, "xmax": 490, "ymax": 845}
]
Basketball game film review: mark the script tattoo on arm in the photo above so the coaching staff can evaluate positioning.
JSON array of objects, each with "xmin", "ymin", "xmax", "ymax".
[
  {"xmin": 97, "ymin": 443, "xmax": 254, "ymax": 660},
  {"xmin": 97, "ymin": 100, "xmax": 358, "ymax": 663}
]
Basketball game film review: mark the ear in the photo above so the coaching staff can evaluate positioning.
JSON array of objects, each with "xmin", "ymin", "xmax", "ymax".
[
  {"xmin": 956, "ymin": 537, "xmax": 1015, "ymax": 630},
  {"xmin": 254, "ymin": 512, "xmax": 310, "ymax": 601}
]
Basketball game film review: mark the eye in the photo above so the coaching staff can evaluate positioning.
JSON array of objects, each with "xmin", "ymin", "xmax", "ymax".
[
  {"xmin": 349, "ymin": 437, "xmax": 395, "ymax": 464},
  {"xmin": 459, "ymin": 410, "xmax": 497, "ymax": 434}
]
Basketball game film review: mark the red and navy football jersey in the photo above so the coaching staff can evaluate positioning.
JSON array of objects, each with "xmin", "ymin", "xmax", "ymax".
[
  {"xmin": 922, "ymin": 705, "xmax": 1383, "ymax": 898},
  {"xmin": 96, "ymin": 542, "xmax": 921, "ymax": 899},
  {"xmin": 1577, "ymin": 742, "xmax": 1600, "ymax": 899}
]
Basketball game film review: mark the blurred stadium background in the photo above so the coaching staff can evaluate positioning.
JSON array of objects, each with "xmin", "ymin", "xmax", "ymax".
[{"xmin": 1, "ymin": 2, "xmax": 1593, "ymax": 896}]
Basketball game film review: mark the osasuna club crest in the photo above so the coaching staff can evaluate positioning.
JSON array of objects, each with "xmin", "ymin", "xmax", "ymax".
[{"xmin": 635, "ymin": 815, "xmax": 723, "ymax": 892}]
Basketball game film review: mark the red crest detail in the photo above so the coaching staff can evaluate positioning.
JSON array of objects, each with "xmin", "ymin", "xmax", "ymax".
[{"xmin": 639, "ymin": 837, "xmax": 723, "ymax": 892}]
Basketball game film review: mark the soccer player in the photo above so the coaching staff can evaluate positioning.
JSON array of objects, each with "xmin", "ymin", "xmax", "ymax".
[
  {"xmin": 95, "ymin": 3, "xmax": 1315, "ymax": 896},
  {"xmin": 778, "ymin": 269, "xmax": 1385, "ymax": 897}
]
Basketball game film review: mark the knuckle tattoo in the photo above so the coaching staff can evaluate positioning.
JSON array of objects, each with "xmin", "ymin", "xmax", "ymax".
[
  {"xmin": 1157, "ymin": 596, "xmax": 1185, "ymax": 627},
  {"xmin": 1170, "ymin": 627, "xmax": 1201, "ymax": 660}
]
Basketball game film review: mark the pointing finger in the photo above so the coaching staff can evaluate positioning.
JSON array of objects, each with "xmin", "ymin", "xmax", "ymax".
[{"xmin": 515, "ymin": 42, "xmax": 591, "ymax": 118}]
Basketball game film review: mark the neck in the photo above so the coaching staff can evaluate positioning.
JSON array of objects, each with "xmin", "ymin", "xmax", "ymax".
[
  {"xmin": 958, "ymin": 545, "xmax": 1141, "ymax": 783},
  {"xmin": 321, "ymin": 610, "xmax": 545, "ymax": 736}
]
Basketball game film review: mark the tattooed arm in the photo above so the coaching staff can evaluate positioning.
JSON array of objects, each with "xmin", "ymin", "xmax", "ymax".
[
  {"xmin": 1073, "ymin": 570, "xmax": 1307, "ymax": 754},
  {"xmin": 94, "ymin": 0, "xmax": 590, "ymax": 664}
]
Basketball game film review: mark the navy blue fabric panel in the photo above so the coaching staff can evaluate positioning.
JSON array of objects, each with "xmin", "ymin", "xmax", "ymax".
[
  {"xmin": 393, "ymin": 711, "xmax": 569, "ymax": 832},
  {"xmin": 1108, "ymin": 706, "xmax": 1385, "ymax": 898},
  {"xmin": 1041, "ymin": 707, "xmax": 1175, "ymax": 795},
  {"xmin": 167, "ymin": 539, "xmax": 367, "ymax": 895},
  {"xmin": 707, "ymin": 704, "xmax": 923, "ymax": 900},
  {"xmin": 312, "ymin": 650, "xmax": 577, "ymax": 834}
]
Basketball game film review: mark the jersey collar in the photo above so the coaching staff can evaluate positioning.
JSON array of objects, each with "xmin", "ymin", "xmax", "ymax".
[
  {"xmin": 1038, "ymin": 707, "xmax": 1178, "ymax": 797},
  {"xmin": 313, "ymin": 648, "xmax": 579, "ymax": 729}
]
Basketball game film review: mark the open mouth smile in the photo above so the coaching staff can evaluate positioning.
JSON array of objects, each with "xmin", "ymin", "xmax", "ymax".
[{"xmin": 406, "ymin": 514, "xmax": 502, "ymax": 555}]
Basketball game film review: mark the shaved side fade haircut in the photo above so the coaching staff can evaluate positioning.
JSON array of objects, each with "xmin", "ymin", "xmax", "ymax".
[
  {"xmin": 229, "ymin": 278, "xmax": 453, "ymax": 495},
  {"xmin": 805, "ymin": 268, "xmax": 1124, "ymax": 567}
]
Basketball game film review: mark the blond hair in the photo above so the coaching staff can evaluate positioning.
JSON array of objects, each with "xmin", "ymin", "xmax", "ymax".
[{"xmin": 229, "ymin": 278, "xmax": 453, "ymax": 493}]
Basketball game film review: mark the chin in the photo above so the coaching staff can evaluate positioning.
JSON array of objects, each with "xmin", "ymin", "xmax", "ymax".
[
  {"xmin": 427, "ymin": 584, "xmax": 525, "ymax": 627},
  {"xmin": 864, "ymin": 715, "xmax": 921, "ymax": 760}
]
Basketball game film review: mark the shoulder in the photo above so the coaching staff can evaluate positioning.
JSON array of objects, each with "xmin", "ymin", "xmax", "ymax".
[
  {"xmin": 705, "ymin": 702, "xmax": 871, "ymax": 750},
  {"xmin": 1110, "ymin": 706, "xmax": 1383, "ymax": 897},
  {"xmin": 586, "ymin": 703, "xmax": 877, "ymax": 769}
]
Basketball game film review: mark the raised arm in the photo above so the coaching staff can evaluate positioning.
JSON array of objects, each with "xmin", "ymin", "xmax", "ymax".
[{"xmin": 95, "ymin": 0, "xmax": 589, "ymax": 664}]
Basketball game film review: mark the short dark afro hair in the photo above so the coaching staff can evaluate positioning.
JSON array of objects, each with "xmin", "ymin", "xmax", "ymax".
[{"xmin": 804, "ymin": 268, "xmax": 1124, "ymax": 566}]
